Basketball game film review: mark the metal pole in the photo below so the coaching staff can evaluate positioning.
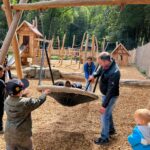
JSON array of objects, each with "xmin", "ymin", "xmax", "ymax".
[{"xmin": 44, "ymin": 43, "xmax": 55, "ymax": 85}]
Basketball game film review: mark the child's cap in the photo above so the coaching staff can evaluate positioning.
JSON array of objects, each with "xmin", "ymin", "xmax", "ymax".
[{"xmin": 6, "ymin": 78, "xmax": 29, "ymax": 96}]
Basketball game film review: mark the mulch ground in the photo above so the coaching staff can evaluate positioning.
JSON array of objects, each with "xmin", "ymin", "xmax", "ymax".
[{"xmin": 0, "ymin": 65, "xmax": 150, "ymax": 150}]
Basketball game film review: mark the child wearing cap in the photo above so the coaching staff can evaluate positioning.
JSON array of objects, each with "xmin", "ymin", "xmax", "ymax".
[
  {"xmin": 4, "ymin": 79, "xmax": 50, "ymax": 150},
  {"xmin": 128, "ymin": 109, "xmax": 150, "ymax": 150},
  {"xmin": 0, "ymin": 65, "xmax": 5, "ymax": 133}
]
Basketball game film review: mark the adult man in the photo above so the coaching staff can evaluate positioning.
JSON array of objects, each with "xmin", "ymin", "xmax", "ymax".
[
  {"xmin": 0, "ymin": 65, "xmax": 5, "ymax": 133},
  {"xmin": 84, "ymin": 56, "xmax": 95, "ymax": 91},
  {"xmin": 89, "ymin": 52, "xmax": 120, "ymax": 145}
]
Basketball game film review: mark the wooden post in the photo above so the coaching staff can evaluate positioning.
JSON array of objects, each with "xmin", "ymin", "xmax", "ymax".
[
  {"xmin": 79, "ymin": 32, "xmax": 86, "ymax": 69},
  {"xmin": 57, "ymin": 36, "xmax": 61, "ymax": 63},
  {"xmin": 95, "ymin": 36, "xmax": 99, "ymax": 57},
  {"xmin": 70, "ymin": 35, "xmax": 75, "ymax": 65},
  {"xmin": 84, "ymin": 34, "xmax": 89, "ymax": 64},
  {"xmin": 60, "ymin": 34, "xmax": 66, "ymax": 66},
  {"xmin": 91, "ymin": 35, "xmax": 95, "ymax": 59},
  {"xmin": 102, "ymin": 37, "xmax": 106, "ymax": 52},
  {"xmin": 47, "ymin": 39, "xmax": 53, "ymax": 59},
  {"xmin": 1, "ymin": 0, "xmax": 28, "ymax": 79}
]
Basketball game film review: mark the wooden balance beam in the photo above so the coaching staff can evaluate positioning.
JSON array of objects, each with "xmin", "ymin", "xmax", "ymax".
[{"xmin": 7, "ymin": 0, "xmax": 150, "ymax": 11}]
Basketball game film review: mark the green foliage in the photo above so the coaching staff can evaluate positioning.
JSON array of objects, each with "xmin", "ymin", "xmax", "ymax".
[
  {"xmin": 0, "ymin": 2, "xmax": 150, "ymax": 50},
  {"xmin": 10, "ymin": 0, "xmax": 18, "ymax": 4}
]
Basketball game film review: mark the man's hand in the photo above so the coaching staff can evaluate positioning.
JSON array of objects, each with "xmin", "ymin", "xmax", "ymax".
[
  {"xmin": 88, "ymin": 75, "xmax": 95, "ymax": 82},
  {"xmin": 100, "ymin": 107, "xmax": 106, "ymax": 114},
  {"xmin": 43, "ymin": 89, "xmax": 51, "ymax": 95}
]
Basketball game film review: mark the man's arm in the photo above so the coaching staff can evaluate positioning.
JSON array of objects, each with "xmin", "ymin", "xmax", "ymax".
[
  {"xmin": 93, "ymin": 67, "xmax": 103, "ymax": 78},
  {"xmin": 102, "ymin": 72, "xmax": 120, "ymax": 108}
]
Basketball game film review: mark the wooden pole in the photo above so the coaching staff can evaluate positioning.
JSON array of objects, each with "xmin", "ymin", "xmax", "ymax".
[
  {"xmin": 60, "ymin": 34, "xmax": 66, "ymax": 66},
  {"xmin": 9, "ymin": 0, "xmax": 150, "ymax": 11},
  {"xmin": 71, "ymin": 35, "xmax": 75, "ymax": 65},
  {"xmin": 47, "ymin": 39, "xmax": 53, "ymax": 59},
  {"xmin": 95, "ymin": 37, "xmax": 99, "ymax": 57},
  {"xmin": 1, "ymin": 0, "xmax": 28, "ymax": 79},
  {"xmin": 79, "ymin": 32, "xmax": 86, "ymax": 69},
  {"xmin": 102, "ymin": 38, "xmax": 106, "ymax": 52},
  {"xmin": 57, "ymin": 36, "xmax": 61, "ymax": 63},
  {"xmin": 91, "ymin": 35, "xmax": 95, "ymax": 59},
  {"xmin": 84, "ymin": 34, "xmax": 89, "ymax": 64}
]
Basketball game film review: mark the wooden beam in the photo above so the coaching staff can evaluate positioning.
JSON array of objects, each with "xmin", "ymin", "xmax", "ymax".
[
  {"xmin": 120, "ymin": 79, "xmax": 150, "ymax": 87},
  {"xmin": 57, "ymin": 36, "xmax": 61, "ymax": 63},
  {"xmin": 8, "ymin": 0, "xmax": 150, "ymax": 11},
  {"xmin": 60, "ymin": 34, "xmax": 66, "ymax": 65},
  {"xmin": 95, "ymin": 36, "xmax": 99, "ymax": 57},
  {"xmin": 79, "ymin": 32, "xmax": 86, "ymax": 69},
  {"xmin": 47, "ymin": 38, "xmax": 54, "ymax": 58},
  {"xmin": 91, "ymin": 35, "xmax": 95, "ymax": 59},
  {"xmin": 84, "ymin": 34, "xmax": 89, "ymax": 64},
  {"xmin": 0, "ymin": 0, "xmax": 28, "ymax": 79},
  {"xmin": 71, "ymin": 35, "xmax": 75, "ymax": 65},
  {"xmin": 35, "ymin": 38, "xmax": 50, "ymax": 43}
]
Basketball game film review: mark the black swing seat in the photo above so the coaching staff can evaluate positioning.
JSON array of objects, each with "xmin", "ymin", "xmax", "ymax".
[{"xmin": 37, "ymin": 85, "xmax": 99, "ymax": 106}]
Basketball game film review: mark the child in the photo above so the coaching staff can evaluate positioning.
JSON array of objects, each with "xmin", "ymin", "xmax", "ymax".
[
  {"xmin": 128, "ymin": 109, "xmax": 150, "ymax": 150},
  {"xmin": 0, "ymin": 65, "xmax": 5, "ymax": 133},
  {"xmin": 84, "ymin": 56, "xmax": 95, "ymax": 91},
  {"xmin": 4, "ymin": 79, "xmax": 50, "ymax": 150},
  {"xmin": 4, "ymin": 55, "xmax": 12, "ymax": 80}
]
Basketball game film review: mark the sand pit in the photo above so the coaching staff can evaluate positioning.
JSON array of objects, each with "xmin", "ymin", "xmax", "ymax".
[{"xmin": 0, "ymin": 63, "xmax": 150, "ymax": 150}]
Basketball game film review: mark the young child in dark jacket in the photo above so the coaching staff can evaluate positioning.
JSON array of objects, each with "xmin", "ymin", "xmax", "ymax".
[
  {"xmin": 0, "ymin": 65, "xmax": 5, "ymax": 133},
  {"xmin": 128, "ymin": 109, "xmax": 150, "ymax": 150},
  {"xmin": 4, "ymin": 79, "xmax": 50, "ymax": 150}
]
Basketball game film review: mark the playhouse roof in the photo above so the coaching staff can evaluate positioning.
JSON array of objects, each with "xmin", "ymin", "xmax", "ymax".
[
  {"xmin": 17, "ymin": 21, "xmax": 43, "ymax": 37},
  {"xmin": 111, "ymin": 43, "xmax": 130, "ymax": 56}
]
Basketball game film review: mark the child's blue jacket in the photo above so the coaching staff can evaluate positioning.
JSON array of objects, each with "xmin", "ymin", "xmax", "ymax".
[
  {"xmin": 128, "ymin": 126, "xmax": 150, "ymax": 150},
  {"xmin": 84, "ymin": 62, "xmax": 95, "ymax": 79}
]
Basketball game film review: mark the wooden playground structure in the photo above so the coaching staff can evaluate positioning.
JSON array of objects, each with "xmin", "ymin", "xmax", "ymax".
[
  {"xmin": 0, "ymin": 0, "xmax": 150, "ymax": 79},
  {"xmin": 111, "ymin": 43, "xmax": 130, "ymax": 66},
  {"xmin": 14, "ymin": 19, "xmax": 99, "ymax": 67}
]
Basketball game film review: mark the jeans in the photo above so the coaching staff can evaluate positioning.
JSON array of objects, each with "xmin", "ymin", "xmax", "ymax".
[
  {"xmin": 6, "ymin": 138, "xmax": 33, "ymax": 150},
  {"xmin": 85, "ymin": 80, "xmax": 92, "ymax": 92},
  {"xmin": 100, "ymin": 95, "xmax": 118, "ymax": 140},
  {"xmin": 0, "ymin": 101, "xmax": 4, "ymax": 130}
]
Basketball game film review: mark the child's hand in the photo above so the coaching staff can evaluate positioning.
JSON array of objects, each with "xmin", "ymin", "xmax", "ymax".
[
  {"xmin": 43, "ymin": 89, "xmax": 51, "ymax": 95},
  {"xmin": 22, "ymin": 89, "xmax": 31, "ymax": 97},
  {"xmin": 88, "ymin": 76, "xmax": 95, "ymax": 82}
]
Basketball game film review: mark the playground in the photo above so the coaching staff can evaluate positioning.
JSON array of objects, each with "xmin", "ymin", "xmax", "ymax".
[
  {"xmin": 0, "ymin": 64, "xmax": 150, "ymax": 150},
  {"xmin": 0, "ymin": 0, "xmax": 150, "ymax": 150}
]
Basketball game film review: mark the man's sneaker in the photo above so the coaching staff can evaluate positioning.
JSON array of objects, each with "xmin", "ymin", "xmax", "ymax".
[
  {"xmin": 109, "ymin": 130, "xmax": 117, "ymax": 136},
  {"xmin": 94, "ymin": 137, "xmax": 109, "ymax": 145}
]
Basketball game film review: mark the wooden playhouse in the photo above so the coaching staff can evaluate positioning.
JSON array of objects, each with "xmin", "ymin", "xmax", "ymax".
[
  {"xmin": 111, "ymin": 43, "xmax": 130, "ymax": 66},
  {"xmin": 16, "ymin": 20, "xmax": 43, "ymax": 65}
]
